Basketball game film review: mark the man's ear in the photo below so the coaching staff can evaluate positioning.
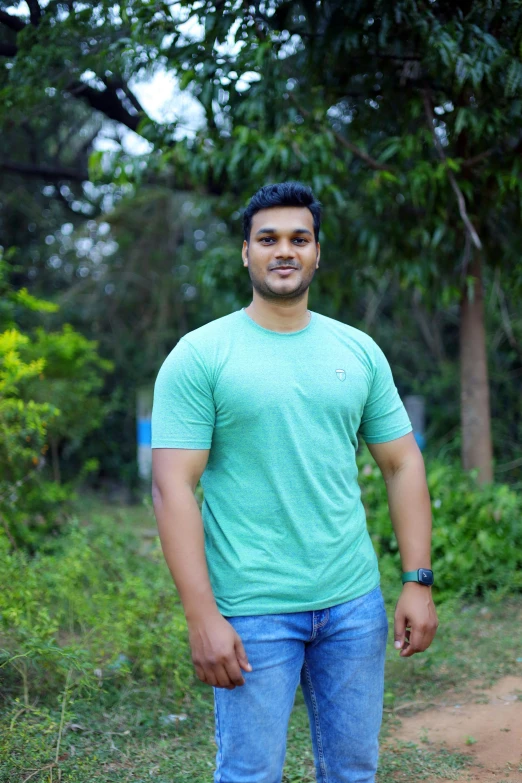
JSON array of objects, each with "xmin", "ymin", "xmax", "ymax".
[
  {"xmin": 242, "ymin": 240, "xmax": 249, "ymax": 266},
  {"xmin": 316, "ymin": 242, "xmax": 321, "ymax": 269}
]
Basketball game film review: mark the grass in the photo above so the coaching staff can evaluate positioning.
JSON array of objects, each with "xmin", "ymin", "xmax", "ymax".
[
  {"xmin": 1, "ymin": 680, "xmax": 478, "ymax": 783},
  {"xmin": 1, "ymin": 493, "xmax": 522, "ymax": 782}
]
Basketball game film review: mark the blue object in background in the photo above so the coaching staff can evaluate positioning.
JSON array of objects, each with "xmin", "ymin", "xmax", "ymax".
[
  {"xmin": 414, "ymin": 431, "xmax": 426, "ymax": 451},
  {"xmin": 404, "ymin": 396, "xmax": 426, "ymax": 452},
  {"xmin": 137, "ymin": 418, "xmax": 151, "ymax": 447},
  {"xmin": 137, "ymin": 386, "xmax": 154, "ymax": 480}
]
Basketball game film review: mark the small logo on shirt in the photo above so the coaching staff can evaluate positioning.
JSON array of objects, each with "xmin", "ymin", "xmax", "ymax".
[{"xmin": 335, "ymin": 369, "xmax": 346, "ymax": 381}]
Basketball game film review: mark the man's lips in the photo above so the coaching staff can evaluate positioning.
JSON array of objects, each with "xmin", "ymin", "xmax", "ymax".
[{"xmin": 270, "ymin": 266, "xmax": 298, "ymax": 276}]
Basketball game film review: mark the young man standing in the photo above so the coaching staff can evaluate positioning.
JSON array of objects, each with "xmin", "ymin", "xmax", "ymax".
[{"xmin": 151, "ymin": 182, "xmax": 438, "ymax": 783}]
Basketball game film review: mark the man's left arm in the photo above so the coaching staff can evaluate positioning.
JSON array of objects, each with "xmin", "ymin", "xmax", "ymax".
[{"xmin": 366, "ymin": 432, "xmax": 439, "ymax": 657}]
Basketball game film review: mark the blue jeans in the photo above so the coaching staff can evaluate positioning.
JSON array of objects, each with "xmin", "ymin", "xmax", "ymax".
[{"xmin": 213, "ymin": 584, "xmax": 388, "ymax": 783}]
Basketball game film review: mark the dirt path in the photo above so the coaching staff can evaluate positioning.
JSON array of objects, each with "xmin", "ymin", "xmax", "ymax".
[{"xmin": 386, "ymin": 676, "xmax": 522, "ymax": 782}]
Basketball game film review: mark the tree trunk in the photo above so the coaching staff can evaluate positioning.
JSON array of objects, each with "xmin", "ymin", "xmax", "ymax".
[{"xmin": 459, "ymin": 253, "xmax": 493, "ymax": 484}]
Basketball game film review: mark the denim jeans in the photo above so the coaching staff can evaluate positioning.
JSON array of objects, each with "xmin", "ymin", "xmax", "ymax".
[{"xmin": 213, "ymin": 584, "xmax": 389, "ymax": 783}]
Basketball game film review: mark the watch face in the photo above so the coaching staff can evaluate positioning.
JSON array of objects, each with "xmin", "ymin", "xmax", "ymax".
[{"xmin": 419, "ymin": 569, "xmax": 434, "ymax": 586}]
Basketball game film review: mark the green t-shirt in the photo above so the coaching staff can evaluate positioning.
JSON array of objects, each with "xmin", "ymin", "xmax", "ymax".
[{"xmin": 151, "ymin": 308, "xmax": 412, "ymax": 616}]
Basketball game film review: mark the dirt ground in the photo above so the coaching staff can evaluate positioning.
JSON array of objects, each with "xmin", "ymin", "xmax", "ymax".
[{"xmin": 386, "ymin": 676, "xmax": 522, "ymax": 782}]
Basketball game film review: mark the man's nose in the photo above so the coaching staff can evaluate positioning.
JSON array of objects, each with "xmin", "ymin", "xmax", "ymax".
[{"xmin": 275, "ymin": 240, "xmax": 295, "ymax": 258}]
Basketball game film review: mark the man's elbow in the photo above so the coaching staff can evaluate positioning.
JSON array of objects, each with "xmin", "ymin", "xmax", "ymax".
[
  {"xmin": 151, "ymin": 481, "xmax": 162, "ymax": 506},
  {"xmin": 385, "ymin": 450, "xmax": 426, "ymax": 485}
]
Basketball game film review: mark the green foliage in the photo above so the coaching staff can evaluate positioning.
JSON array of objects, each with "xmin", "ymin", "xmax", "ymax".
[
  {"xmin": 0, "ymin": 510, "xmax": 194, "ymax": 708},
  {"xmin": 0, "ymin": 256, "xmax": 113, "ymax": 549},
  {"xmin": 1, "ymin": 486, "xmax": 522, "ymax": 781},
  {"xmin": 0, "ymin": 325, "xmax": 65, "ymax": 550},
  {"xmin": 2, "ymin": 1, "xmax": 522, "ymax": 490},
  {"xmin": 44, "ymin": 189, "xmax": 225, "ymax": 487},
  {"xmin": 0, "ymin": 249, "xmax": 58, "ymax": 331},
  {"xmin": 18, "ymin": 324, "xmax": 114, "ymax": 473},
  {"xmin": 357, "ymin": 445, "xmax": 522, "ymax": 599}
]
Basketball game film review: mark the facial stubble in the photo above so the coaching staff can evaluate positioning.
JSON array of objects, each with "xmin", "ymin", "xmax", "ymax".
[{"xmin": 245, "ymin": 250, "xmax": 319, "ymax": 303}]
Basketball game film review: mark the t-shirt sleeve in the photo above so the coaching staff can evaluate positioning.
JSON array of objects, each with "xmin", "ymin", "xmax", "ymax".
[
  {"xmin": 151, "ymin": 338, "xmax": 215, "ymax": 449},
  {"xmin": 358, "ymin": 340, "xmax": 412, "ymax": 444}
]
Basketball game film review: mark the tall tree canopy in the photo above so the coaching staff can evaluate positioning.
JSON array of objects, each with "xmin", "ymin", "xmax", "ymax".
[{"xmin": 1, "ymin": 1, "xmax": 522, "ymax": 484}]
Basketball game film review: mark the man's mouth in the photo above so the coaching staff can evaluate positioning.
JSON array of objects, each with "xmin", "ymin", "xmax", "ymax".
[{"xmin": 270, "ymin": 266, "xmax": 298, "ymax": 275}]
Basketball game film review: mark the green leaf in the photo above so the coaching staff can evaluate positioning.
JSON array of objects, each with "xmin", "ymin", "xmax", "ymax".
[
  {"xmin": 11, "ymin": 289, "xmax": 59, "ymax": 313},
  {"xmin": 179, "ymin": 69, "xmax": 195, "ymax": 90}
]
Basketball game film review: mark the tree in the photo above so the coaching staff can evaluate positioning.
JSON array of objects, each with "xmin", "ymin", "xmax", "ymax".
[
  {"xmin": 161, "ymin": 0, "xmax": 522, "ymax": 484},
  {"xmin": 2, "ymin": 1, "xmax": 522, "ymax": 484},
  {"xmin": 41, "ymin": 188, "xmax": 240, "ymax": 487}
]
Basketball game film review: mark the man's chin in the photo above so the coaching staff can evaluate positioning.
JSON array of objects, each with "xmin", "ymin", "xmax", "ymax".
[
  {"xmin": 251, "ymin": 279, "xmax": 310, "ymax": 300},
  {"xmin": 254, "ymin": 286, "xmax": 307, "ymax": 301}
]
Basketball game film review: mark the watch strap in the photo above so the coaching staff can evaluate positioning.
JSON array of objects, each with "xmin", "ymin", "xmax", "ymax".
[{"xmin": 402, "ymin": 569, "xmax": 434, "ymax": 586}]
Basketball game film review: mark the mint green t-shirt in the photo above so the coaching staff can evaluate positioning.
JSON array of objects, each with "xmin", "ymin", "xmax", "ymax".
[{"xmin": 151, "ymin": 308, "xmax": 412, "ymax": 617}]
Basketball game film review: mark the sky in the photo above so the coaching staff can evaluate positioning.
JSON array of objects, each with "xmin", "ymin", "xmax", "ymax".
[{"xmin": 95, "ymin": 70, "xmax": 207, "ymax": 156}]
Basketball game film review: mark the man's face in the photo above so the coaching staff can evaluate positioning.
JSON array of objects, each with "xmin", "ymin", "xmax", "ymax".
[{"xmin": 242, "ymin": 206, "xmax": 320, "ymax": 301}]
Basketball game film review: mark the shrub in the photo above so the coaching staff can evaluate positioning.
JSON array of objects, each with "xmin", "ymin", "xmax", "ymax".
[
  {"xmin": 0, "ymin": 510, "xmax": 194, "ymax": 709},
  {"xmin": 0, "ymin": 327, "xmax": 68, "ymax": 550},
  {"xmin": 18, "ymin": 324, "xmax": 114, "ymax": 485},
  {"xmin": 357, "ymin": 444, "xmax": 522, "ymax": 600},
  {"xmin": 0, "ymin": 254, "xmax": 112, "ymax": 550}
]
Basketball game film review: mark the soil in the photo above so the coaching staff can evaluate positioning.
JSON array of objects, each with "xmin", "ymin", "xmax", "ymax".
[{"xmin": 386, "ymin": 676, "xmax": 522, "ymax": 782}]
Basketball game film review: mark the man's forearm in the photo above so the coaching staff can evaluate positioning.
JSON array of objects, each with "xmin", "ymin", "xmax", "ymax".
[
  {"xmin": 384, "ymin": 456, "xmax": 432, "ymax": 570},
  {"xmin": 152, "ymin": 484, "xmax": 219, "ymax": 623}
]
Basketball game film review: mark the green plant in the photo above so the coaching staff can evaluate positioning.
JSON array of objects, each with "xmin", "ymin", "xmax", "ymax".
[
  {"xmin": 358, "ymin": 443, "xmax": 522, "ymax": 600},
  {"xmin": 0, "ymin": 254, "xmax": 112, "ymax": 549},
  {"xmin": 0, "ymin": 325, "xmax": 67, "ymax": 550},
  {"xmin": 1, "ymin": 492, "xmax": 522, "ymax": 783},
  {"xmin": 0, "ymin": 511, "xmax": 195, "ymax": 710},
  {"xmin": 18, "ymin": 324, "xmax": 114, "ymax": 484}
]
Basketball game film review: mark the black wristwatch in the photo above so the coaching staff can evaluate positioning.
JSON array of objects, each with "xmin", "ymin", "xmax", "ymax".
[{"xmin": 401, "ymin": 569, "xmax": 434, "ymax": 586}]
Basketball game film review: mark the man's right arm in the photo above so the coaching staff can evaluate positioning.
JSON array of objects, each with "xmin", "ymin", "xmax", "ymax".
[{"xmin": 151, "ymin": 448, "xmax": 252, "ymax": 689}]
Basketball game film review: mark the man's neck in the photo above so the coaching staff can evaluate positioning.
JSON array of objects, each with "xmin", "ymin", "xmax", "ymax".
[{"xmin": 244, "ymin": 297, "xmax": 311, "ymax": 333}]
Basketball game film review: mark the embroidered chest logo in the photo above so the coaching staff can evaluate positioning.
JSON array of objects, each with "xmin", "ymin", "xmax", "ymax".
[{"xmin": 335, "ymin": 369, "xmax": 346, "ymax": 382}]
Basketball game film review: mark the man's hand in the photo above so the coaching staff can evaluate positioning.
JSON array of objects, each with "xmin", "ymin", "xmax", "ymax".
[
  {"xmin": 394, "ymin": 583, "xmax": 438, "ymax": 657},
  {"xmin": 187, "ymin": 611, "xmax": 253, "ymax": 689}
]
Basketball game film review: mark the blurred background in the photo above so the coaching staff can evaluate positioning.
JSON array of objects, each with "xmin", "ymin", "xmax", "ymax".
[{"xmin": 1, "ymin": 3, "xmax": 521, "ymax": 782}]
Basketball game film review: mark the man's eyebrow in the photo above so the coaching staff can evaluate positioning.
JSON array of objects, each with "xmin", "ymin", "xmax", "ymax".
[{"xmin": 255, "ymin": 227, "xmax": 313, "ymax": 236}]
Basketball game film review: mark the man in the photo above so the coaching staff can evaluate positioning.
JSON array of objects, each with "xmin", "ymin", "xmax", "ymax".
[{"xmin": 151, "ymin": 182, "xmax": 438, "ymax": 783}]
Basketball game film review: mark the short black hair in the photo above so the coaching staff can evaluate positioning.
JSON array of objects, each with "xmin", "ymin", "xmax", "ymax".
[{"xmin": 243, "ymin": 181, "xmax": 322, "ymax": 243}]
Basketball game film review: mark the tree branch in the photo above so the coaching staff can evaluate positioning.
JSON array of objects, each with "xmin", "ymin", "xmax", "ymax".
[
  {"xmin": 0, "ymin": 41, "xmax": 17, "ymax": 57},
  {"xmin": 289, "ymin": 93, "xmax": 393, "ymax": 172},
  {"xmin": 0, "ymin": 39, "xmax": 148, "ymax": 133},
  {"xmin": 116, "ymin": 78, "xmax": 147, "ymax": 115},
  {"xmin": 0, "ymin": 9, "xmax": 26, "ymax": 31},
  {"xmin": 65, "ymin": 81, "xmax": 145, "ymax": 132},
  {"xmin": 461, "ymin": 149, "xmax": 494, "ymax": 168},
  {"xmin": 422, "ymin": 88, "xmax": 482, "ymax": 250},
  {"xmin": 495, "ymin": 455, "xmax": 522, "ymax": 473},
  {"xmin": 328, "ymin": 127, "xmax": 394, "ymax": 171},
  {"xmin": 1, "ymin": 160, "xmax": 87, "ymax": 182},
  {"xmin": 26, "ymin": 0, "xmax": 42, "ymax": 26}
]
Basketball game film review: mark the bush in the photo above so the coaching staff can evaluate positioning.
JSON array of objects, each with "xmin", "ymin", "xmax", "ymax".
[
  {"xmin": 0, "ymin": 510, "xmax": 194, "ymax": 709},
  {"xmin": 18, "ymin": 324, "xmax": 114, "ymax": 484},
  {"xmin": 0, "ymin": 253, "xmax": 112, "ymax": 550},
  {"xmin": 0, "ymin": 327, "xmax": 70, "ymax": 550},
  {"xmin": 357, "ymin": 444, "xmax": 522, "ymax": 600}
]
